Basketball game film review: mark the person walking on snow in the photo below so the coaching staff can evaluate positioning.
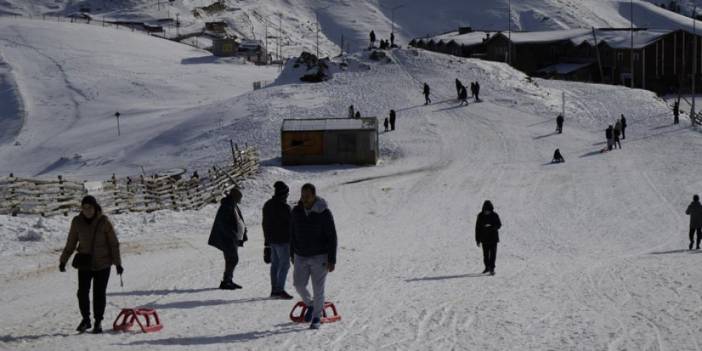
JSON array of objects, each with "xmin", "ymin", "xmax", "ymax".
[
  {"xmin": 355, "ymin": 111, "xmax": 361, "ymax": 119},
  {"xmin": 384, "ymin": 118, "xmax": 390, "ymax": 132},
  {"xmin": 455, "ymin": 79, "xmax": 464, "ymax": 100},
  {"xmin": 614, "ymin": 121, "xmax": 622, "ymax": 149},
  {"xmin": 556, "ymin": 114, "xmax": 564, "ymax": 134},
  {"xmin": 620, "ymin": 114, "xmax": 627, "ymax": 139},
  {"xmin": 209, "ymin": 188, "xmax": 247, "ymax": 290},
  {"xmin": 390, "ymin": 32, "xmax": 395, "ymax": 47},
  {"xmin": 389, "ymin": 109, "xmax": 397, "ymax": 131},
  {"xmin": 459, "ymin": 86, "xmax": 469, "ymax": 106},
  {"xmin": 348, "ymin": 105, "xmax": 355, "ymax": 119},
  {"xmin": 262, "ymin": 181, "xmax": 293, "ymax": 299},
  {"xmin": 474, "ymin": 81, "xmax": 481, "ymax": 101},
  {"xmin": 423, "ymin": 83, "xmax": 431, "ymax": 105},
  {"xmin": 369, "ymin": 30, "xmax": 376, "ymax": 48},
  {"xmin": 59, "ymin": 195, "xmax": 123, "ymax": 334},
  {"xmin": 291, "ymin": 183, "xmax": 338, "ymax": 330},
  {"xmin": 686, "ymin": 194, "xmax": 702, "ymax": 250},
  {"xmin": 475, "ymin": 200, "xmax": 501, "ymax": 275},
  {"xmin": 673, "ymin": 101, "xmax": 680, "ymax": 125},
  {"xmin": 605, "ymin": 125, "xmax": 614, "ymax": 151}
]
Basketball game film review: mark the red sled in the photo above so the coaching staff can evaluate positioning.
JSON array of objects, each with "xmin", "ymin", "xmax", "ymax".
[
  {"xmin": 113, "ymin": 308, "xmax": 164, "ymax": 333},
  {"xmin": 289, "ymin": 301, "xmax": 341, "ymax": 324}
]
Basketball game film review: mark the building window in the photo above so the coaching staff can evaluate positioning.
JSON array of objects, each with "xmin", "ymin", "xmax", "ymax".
[{"xmin": 338, "ymin": 134, "xmax": 357, "ymax": 153}]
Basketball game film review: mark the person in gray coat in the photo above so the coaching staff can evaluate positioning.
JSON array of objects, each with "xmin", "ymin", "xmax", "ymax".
[
  {"xmin": 208, "ymin": 188, "xmax": 247, "ymax": 290},
  {"xmin": 686, "ymin": 194, "xmax": 702, "ymax": 250}
]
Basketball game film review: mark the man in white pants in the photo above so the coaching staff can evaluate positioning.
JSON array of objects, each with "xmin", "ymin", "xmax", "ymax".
[{"xmin": 290, "ymin": 183, "xmax": 338, "ymax": 329}]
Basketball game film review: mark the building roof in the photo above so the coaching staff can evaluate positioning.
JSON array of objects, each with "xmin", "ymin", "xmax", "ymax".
[
  {"xmin": 282, "ymin": 118, "xmax": 378, "ymax": 132},
  {"xmin": 425, "ymin": 31, "xmax": 497, "ymax": 47},
  {"xmin": 571, "ymin": 28, "xmax": 673, "ymax": 49}
]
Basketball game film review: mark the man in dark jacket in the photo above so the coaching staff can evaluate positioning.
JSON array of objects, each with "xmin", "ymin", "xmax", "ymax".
[
  {"xmin": 556, "ymin": 114, "xmax": 564, "ymax": 134},
  {"xmin": 369, "ymin": 30, "xmax": 376, "ymax": 48},
  {"xmin": 208, "ymin": 188, "xmax": 247, "ymax": 290},
  {"xmin": 423, "ymin": 83, "xmax": 431, "ymax": 105},
  {"xmin": 686, "ymin": 194, "xmax": 702, "ymax": 250},
  {"xmin": 455, "ymin": 79, "xmax": 464, "ymax": 100},
  {"xmin": 474, "ymin": 81, "xmax": 481, "ymax": 101},
  {"xmin": 606, "ymin": 125, "xmax": 614, "ymax": 151},
  {"xmin": 389, "ymin": 109, "xmax": 396, "ymax": 131},
  {"xmin": 291, "ymin": 183, "xmax": 337, "ymax": 329},
  {"xmin": 620, "ymin": 114, "xmax": 627, "ymax": 139},
  {"xmin": 475, "ymin": 200, "xmax": 502, "ymax": 275},
  {"xmin": 263, "ymin": 181, "xmax": 293, "ymax": 299}
]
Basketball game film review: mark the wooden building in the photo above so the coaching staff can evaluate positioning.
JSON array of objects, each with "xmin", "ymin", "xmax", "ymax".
[
  {"xmin": 281, "ymin": 118, "xmax": 379, "ymax": 166},
  {"xmin": 212, "ymin": 38, "xmax": 238, "ymax": 57}
]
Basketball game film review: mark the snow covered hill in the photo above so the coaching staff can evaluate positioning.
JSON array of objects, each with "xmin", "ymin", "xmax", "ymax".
[
  {"xmin": 1, "ymin": 11, "xmax": 702, "ymax": 349},
  {"xmin": 3, "ymin": 0, "xmax": 702, "ymax": 56}
]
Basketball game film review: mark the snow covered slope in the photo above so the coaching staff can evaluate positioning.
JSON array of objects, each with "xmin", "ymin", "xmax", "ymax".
[
  {"xmin": 1, "ymin": 13, "xmax": 702, "ymax": 348},
  {"xmin": 0, "ymin": 18, "xmax": 279, "ymax": 178},
  {"xmin": 2, "ymin": 0, "xmax": 702, "ymax": 56}
]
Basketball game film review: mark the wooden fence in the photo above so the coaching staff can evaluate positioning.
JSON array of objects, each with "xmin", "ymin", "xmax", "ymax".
[{"xmin": 0, "ymin": 146, "xmax": 258, "ymax": 217}]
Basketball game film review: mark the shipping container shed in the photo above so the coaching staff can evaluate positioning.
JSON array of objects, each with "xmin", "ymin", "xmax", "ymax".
[{"xmin": 281, "ymin": 118, "xmax": 379, "ymax": 166}]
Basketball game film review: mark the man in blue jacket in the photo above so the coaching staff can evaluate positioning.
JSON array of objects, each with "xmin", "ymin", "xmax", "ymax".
[{"xmin": 291, "ymin": 183, "xmax": 337, "ymax": 329}]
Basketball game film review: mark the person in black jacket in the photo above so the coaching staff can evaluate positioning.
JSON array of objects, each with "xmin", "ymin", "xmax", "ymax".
[
  {"xmin": 475, "ymin": 200, "xmax": 502, "ymax": 275},
  {"xmin": 686, "ymin": 194, "xmax": 702, "ymax": 250},
  {"xmin": 291, "ymin": 183, "xmax": 337, "ymax": 330},
  {"xmin": 474, "ymin": 81, "xmax": 481, "ymax": 101},
  {"xmin": 423, "ymin": 83, "xmax": 431, "ymax": 105},
  {"xmin": 606, "ymin": 125, "xmax": 614, "ymax": 151},
  {"xmin": 556, "ymin": 114, "xmax": 564, "ymax": 134},
  {"xmin": 552, "ymin": 148, "xmax": 565, "ymax": 163},
  {"xmin": 262, "ymin": 181, "xmax": 293, "ymax": 299},
  {"xmin": 389, "ymin": 109, "xmax": 396, "ymax": 131},
  {"xmin": 208, "ymin": 188, "xmax": 247, "ymax": 290},
  {"xmin": 455, "ymin": 79, "xmax": 464, "ymax": 100},
  {"xmin": 620, "ymin": 114, "xmax": 627, "ymax": 139}
]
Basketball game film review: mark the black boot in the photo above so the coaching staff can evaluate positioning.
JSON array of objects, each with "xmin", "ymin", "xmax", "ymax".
[
  {"xmin": 76, "ymin": 319, "xmax": 91, "ymax": 333},
  {"xmin": 690, "ymin": 242, "xmax": 694, "ymax": 250},
  {"xmin": 219, "ymin": 280, "xmax": 242, "ymax": 290},
  {"xmin": 92, "ymin": 320, "xmax": 103, "ymax": 334}
]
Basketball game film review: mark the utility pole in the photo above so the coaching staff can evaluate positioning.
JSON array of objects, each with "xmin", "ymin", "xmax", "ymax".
[
  {"xmin": 278, "ymin": 13, "xmax": 282, "ymax": 62},
  {"xmin": 115, "ymin": 112, "xmax": 121, "ymax": 136},
  {"xmin": 264, "ymin": 20, "xmax": 268, "ymax": 63},
  {"xmin": 630, "ymin": 0, "xmax": 635, "ymax": 88},
  {"xmin": 692, "ymin": 5, "xmax": 698, "ymax": 123},
  {"xmin": 508, "ymin": 0, "xmax": 512, "ymax": 65}
]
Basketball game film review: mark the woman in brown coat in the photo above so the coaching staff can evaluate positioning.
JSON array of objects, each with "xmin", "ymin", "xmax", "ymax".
[{"xmin": 59, "ymin": 195, "xmax": 122, "ymax": 334}]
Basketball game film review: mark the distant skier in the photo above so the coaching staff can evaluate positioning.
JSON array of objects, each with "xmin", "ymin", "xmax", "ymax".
[
  {"xmin": 455, "ymin": 79, "xmax": 464, "ymax": 100},
  {"xmin": 552, "ymin": 148, "xmax": 565, "ymax": 163},
  {"xmin": 291, "ymin": 183, "xmax": 337, "ymax": 330},
  {"xmin": 673, "ymin": 100, "xmax": 680, "ymax": 124},
  {"xmin": 369, "ymin": 30, "xmax": 376, "ymax": 48},
  {"xmin": 384, "ymin": 117, "xmax": 390, "ymax": 132},
  {"xmin": 389, "ymin": 109, "xmax": 396, "ymax": 131},
  {"xmin": 620, "ymin": 114, "xmax": 627, "ymax": 139},
  {"xmin": 348, "ymin": 105, "xmax": 355, "ymax": 119},
  {"xmin": 423, "ymin": 83, "xmax": 431, "ymax": 105},
  {"xmin": 614, "ymin": 121, "xmax": 622, "ymax": 149},
  {"xmin": 605, "ymin": 125, "xmax": 614, "ymax": 151},
  {"xmin": 556, "ymin": 114, "xmax": 564, "ymax": 134},
  {"xmin": 390, "ymin": 32, "xmax": 395, "ymax": 47},
  {"xmin": 474, "ymin": 81, "xmax": 481, "ymax": 101},
  {"xmin": 475, "ymin": 200, "xmax": 502, "ymax": 275},
  {"xmin": 459, "ymin": 86, "xmax": 469, "ymax": 105},
  {"xmin": 686, "ymin": 194, "xmax": 702, "ymax": 250},
  {"xmin": 208, "ymin": 188, "xmax": 247, "ymax": 290},
  {"xmin": 59, "ymin": 195, "xmax": 122, "ymax": 334},
  {"xmin": 262, "ymin": 181, "xmax": 293, "ymax": 299}
]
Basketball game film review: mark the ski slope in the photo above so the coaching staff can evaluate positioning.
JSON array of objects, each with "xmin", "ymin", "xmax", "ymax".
[
  {"xmin": 2, "ymin": 16, "xmax": 702, "ymax": 350},
  {"xmin": 0, "ymin": 17, "xmax": 279, "ymax": 178}
]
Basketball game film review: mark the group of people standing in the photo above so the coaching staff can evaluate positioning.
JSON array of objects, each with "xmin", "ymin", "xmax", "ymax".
[
  {"xmin": 605, "ymin": 114, "xmax": 627, "ymax": 151},
  {"xmin": 383, "ymin": 110, "xmax": 397, "ymax": 132},
  {"xmin": 207, "ymin": 182, "xmax": 337, "ymax": 330},
  {"xmin": 369, "ymin": 30, "xmax": 395, "ymax": 50},
  {"xmin": 455, "ymin": 79, "xmax": 481, "ymax": 105}
]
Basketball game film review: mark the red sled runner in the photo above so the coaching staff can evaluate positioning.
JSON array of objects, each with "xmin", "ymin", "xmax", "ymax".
[
  {"xmin": 289, "ymin": 301, "xmax": 341, "ymax": 324},
  {"xmin": 113, "ymin": 308, "xmax": 164, "ymax": 333}
]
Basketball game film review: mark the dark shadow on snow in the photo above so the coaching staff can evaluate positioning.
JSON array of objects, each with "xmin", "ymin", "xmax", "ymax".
[
  {"xmin": 649, "ymin": 249, "xmax": 702, "ymax": 255},
  {"xmin": 147, "ymin": 297, "xmax": 269, "ymax": 310},
  {"xmin": 533, "ymin": 132, "xmax": 558, "ymax": 140},
  {"xmin": 405, "ymin": 273, "xmax": 489, "ymax": 282},
  {"xmin": 121, "ymin": 325, "xmax": 303, "ymax": 346},
  {"xmin": 108, "ymin": 287, "xmax": 218, "ymax": 297},
  {"xmin": 0, "ymin": 333, "xmax": 71, "ymax": 343},
  {"xmin": 579, "ymin": 150, "xmax": 606, "ymax": 158}
]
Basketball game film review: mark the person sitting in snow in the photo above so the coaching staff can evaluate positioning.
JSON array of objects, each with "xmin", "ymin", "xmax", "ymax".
[{"xmin": 552, "ymin": 148, "xmax": 565, "ymax": 163}]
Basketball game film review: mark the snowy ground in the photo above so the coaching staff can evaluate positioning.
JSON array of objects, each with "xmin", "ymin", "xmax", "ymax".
[{"xmin": 2, "ymin": 16, "xmax": 702, "ymax": 351}]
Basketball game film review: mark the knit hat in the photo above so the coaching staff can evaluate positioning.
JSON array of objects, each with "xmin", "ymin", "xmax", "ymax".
[
  {"xmin": 482, "ymin": 200, "xmax": 494, "ymax": 212},
  {"xmin": 274, "ymin": 181, "xmax": 289, "ymax": 196},
  {"xmin": 81, "ymin": 195, "xmax": 102, "ymax": 214}
]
